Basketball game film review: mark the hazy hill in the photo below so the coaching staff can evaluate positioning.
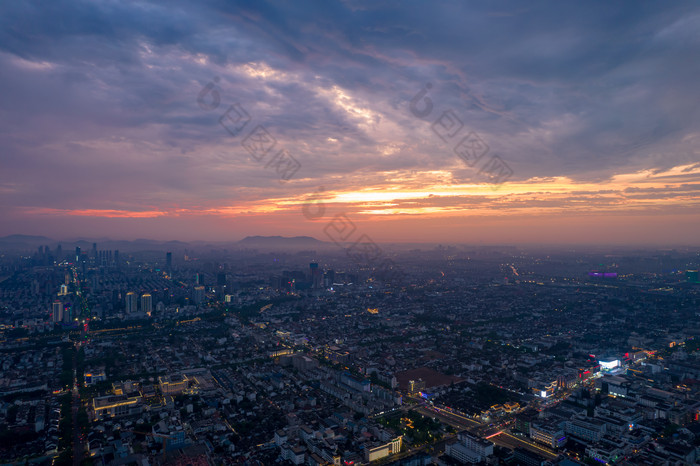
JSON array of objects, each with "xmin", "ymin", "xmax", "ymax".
[{"xmin": 236, "ymin": 235, "xmax": 327, "ymax": 249}]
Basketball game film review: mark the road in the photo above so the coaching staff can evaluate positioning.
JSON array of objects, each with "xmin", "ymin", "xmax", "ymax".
[
  {"xmin": 71, "ymin": 387, "xmax": 82, "ymax": 466},
  {"xmin": 415, "ymin": 405, "xmax": 480, "ymax": 432},
  {"xmin": 416, "ymin": 404, "xmax": 558, "ymax": 460},
  {"xmin": 489, "ymin": 431, "xmax": 558, "ymax": 460},
  {"xmin": 71, "ymin": 346, "xmax": 84, "ymax": 466}
]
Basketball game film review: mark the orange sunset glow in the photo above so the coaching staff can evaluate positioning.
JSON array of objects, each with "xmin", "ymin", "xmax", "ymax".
[{"xmin": 1, "ymin": 1, "xmax": 699, "ymax": 245}]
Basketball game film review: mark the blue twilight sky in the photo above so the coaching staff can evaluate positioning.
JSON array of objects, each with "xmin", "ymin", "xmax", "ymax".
[{"xmin": 1, "ymin": 1, "xmax": 699, "ymax": 244}]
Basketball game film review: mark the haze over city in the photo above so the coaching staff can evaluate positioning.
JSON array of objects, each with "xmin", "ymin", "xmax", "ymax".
[
  {"xmin": 2, "ymin": 2, "xmax": 700, "ymax": 466},
  {"xmin": 1, "ymin": 1, "xmax": 699, "ymax": 244}
]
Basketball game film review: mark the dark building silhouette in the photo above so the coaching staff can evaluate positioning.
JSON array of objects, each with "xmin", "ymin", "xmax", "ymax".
[{"xmin": 310, "ymin": 263, "xmax": 322, "ymax": 289}]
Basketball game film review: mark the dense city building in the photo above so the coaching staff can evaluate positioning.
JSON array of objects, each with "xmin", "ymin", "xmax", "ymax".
[{"xmin": 0, "ymin": 238, "xmax": 699, "ymax": 464}]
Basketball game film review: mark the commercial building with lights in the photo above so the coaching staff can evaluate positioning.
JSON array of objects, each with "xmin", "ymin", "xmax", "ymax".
[
  {"xmin": 530, "ymin": 421, "xmax": 566, "ymax": 449},
  {"xmin": 533, "ymin": 382, "xmax": 556, "ymax": 399},
  {"xmin": 364, "ymin": 436, "xmax": 402, "ymax": 462},
  {"xmin": 598, "ymin": 357, "xmax": 626, "ymax": 376},
  {"xmin": 158, "ymin": 374, "xmax": 191, "ymax": 395},
  {"xmin": 84, "ymin": 371, "xmax": 106, "ymax": 386},
  {"xmin": 92, "ymin": 394, "xmax": 142, "ymax": 420}
]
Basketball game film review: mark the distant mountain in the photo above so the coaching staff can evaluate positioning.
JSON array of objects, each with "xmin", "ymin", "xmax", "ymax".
[
  {"xmin": 163, "ymin": 240, "xmax": 190, "ymax": 246},
  {"xmin": 0, "ymin": 234, "xmax": 331, "ymax": 253},
  {"xmin": 236, "ymin": 235, "xmax": 326, "ymax": 248}
]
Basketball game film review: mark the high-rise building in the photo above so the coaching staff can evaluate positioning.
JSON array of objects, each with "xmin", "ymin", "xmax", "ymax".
[
  {"xmin": 125, "ymin": 292, "xmax": 138, "ymax": 314},
  {"xmin": 325, "ymin": 269, "xmax": 335, "ymax": 287},
  {"xmin": 166, "ymin": 252, "xmax": 172, "ymax": 271},
  {"xmin": 75, "ymin": 246, "xmax": 81, "ymax": 262},
  {"xmin": 141, "ymin": 293, "xmax": 153, "ymax": 316},
  {"xmin": 193, "ymin": 286, "xmax": 205, "ymax": 305},
  {"xmin": 52, "ymin": 301, "xmax": 64, "ymax": 323},
  {"xmin": 310, "ymin": 263, "xmax": 322, "ymax": 289},
  {"xmin": 56, "ymin": 244, "xmax": 62, "ymax": 261},
  {"xmin": 37, "ymin": 245, "xmax": 50, "ymax": 265},
  {"xmin": 216, "ymin": 272, "xmax": 227, "ymax": 298},
  {"xmin": 114, "ymin": 250, "xmax": 120, "ymax": 268}
]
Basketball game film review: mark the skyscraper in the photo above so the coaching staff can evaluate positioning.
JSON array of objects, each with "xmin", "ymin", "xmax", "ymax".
[
  {"xmin": 75, "ymin": 246, "xmax": 81, "ymax": 262},
  {"xmin": 310, "ymin": 263, "xmax": 322, "ymax": 289},
  {"xmin": 141, "ymin": 293, "xmax": 153, "ymax": 316},
  {"xmin": 125, "ymin": 292, "xmax": 138, "ymax": 314},
  {"xmin": 193, "ymin": 286, "xmax": 205, "ymax": 305},
  {"xmin": 166, "ymin": 252, "xmax": 172, "ymax": 271},
  {"xmin": 325, "ymin": 269, "xmax": 335, "ymax": 287},
  {"xmin": 52, "ymin": 301, "xmax": 64, "ymax": 323}
]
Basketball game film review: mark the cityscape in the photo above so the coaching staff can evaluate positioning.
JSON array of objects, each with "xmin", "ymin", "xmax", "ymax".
[
  {"xmin": 0, "ymin": 237, "xmax": 698, "ymax": 465},
  {"xmin": 1, "ymin": 1, "xmax": 700, "ymax": 465}
]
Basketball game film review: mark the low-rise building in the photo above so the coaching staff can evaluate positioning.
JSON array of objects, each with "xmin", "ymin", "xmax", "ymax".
[
  {"xmin": 445, "ymin": 431, "xmax": 494, "ymax": 464},
  {"xmin": 565, "ymin": 417, "xmax": 607, "ymax": 443},
  {"xmin": 530, "ymin": 421, "xmax": 566, "ymax": 449}
]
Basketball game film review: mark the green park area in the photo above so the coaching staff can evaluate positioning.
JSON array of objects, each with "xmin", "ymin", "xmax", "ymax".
[{"xmin": 377, "ymin": 409, "xmax": 446, "ymax": 446}]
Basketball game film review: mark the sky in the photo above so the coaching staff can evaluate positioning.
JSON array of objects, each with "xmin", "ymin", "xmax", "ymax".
[{"xmin": 1, "ymin": 0, "xmax": 699, "ymax": 245}]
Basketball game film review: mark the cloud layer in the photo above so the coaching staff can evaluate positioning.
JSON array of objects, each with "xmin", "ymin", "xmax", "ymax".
[{"xmin": 1, "ymin": 0, "xmax": 699, "ymax": 243}]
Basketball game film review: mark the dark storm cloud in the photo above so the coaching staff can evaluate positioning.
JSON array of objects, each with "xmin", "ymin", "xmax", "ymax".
[{"xmin": 0, "ymin": 0, "xmax": 699, "ymax": 219}]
